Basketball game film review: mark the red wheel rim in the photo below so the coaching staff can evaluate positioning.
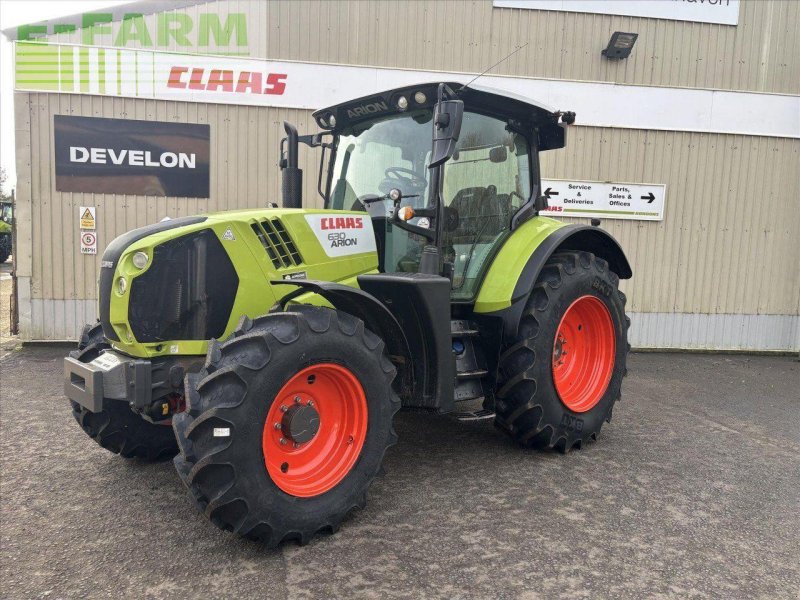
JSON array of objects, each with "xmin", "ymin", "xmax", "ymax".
[
  {"xmin": 262, "ymin": 363, "xmax": 368, "ymax": 497},
  {"xmin": 552, "ymin": 295, "xmax": 616, "ymax": 413}
]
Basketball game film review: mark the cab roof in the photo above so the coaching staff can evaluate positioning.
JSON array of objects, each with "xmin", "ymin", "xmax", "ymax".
[{"xmin": 313, "ymin": 81, "xmax": 569, "ymax": 150}]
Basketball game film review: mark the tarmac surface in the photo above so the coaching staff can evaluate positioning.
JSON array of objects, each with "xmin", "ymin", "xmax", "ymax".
[{"xmin": 1, "ymin": 347, "xmax": 798, "ymax": 599}]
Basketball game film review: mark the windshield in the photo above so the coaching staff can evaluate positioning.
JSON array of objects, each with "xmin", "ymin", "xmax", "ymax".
[
  {"xmin": 327, "ymin": 109, "xmax": 433, "ymax": 211},
  {"xmin": 326, "ymin": 109, "xmax": 434, "ymax": 274}
]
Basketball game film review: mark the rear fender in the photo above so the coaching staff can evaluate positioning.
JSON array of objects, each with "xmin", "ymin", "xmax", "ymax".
[{"xmin": 478, "ymin": 223, "xmax": 631, "ymax": 339}]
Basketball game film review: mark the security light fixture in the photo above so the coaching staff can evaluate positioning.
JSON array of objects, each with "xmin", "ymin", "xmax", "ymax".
[{"xmin": 602, "ymin": 32, "xmax": 638, "ymax": 60}]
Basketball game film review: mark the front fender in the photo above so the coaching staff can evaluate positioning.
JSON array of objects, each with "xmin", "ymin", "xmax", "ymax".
[
  {"xmin": 474, "ymin": 217, "xmax": 631, "ymax": 338},
  {"xmin": 271, "ymin": 279, "xmax": 414, "ymax": 400}
]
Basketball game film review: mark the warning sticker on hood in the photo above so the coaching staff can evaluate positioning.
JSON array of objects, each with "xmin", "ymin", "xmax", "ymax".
[{"xmin": 304, "ymin": 214, "xmax": 377, "ymax": 258}]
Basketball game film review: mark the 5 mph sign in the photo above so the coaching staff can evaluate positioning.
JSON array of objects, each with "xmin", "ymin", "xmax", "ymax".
[
  {"xmin": 540, "ymin": 179, "xmax": 666, "ymax": 221},
  {"xmin": 80, "ymin": 231, "xmax": 97, "ymax": 255}
]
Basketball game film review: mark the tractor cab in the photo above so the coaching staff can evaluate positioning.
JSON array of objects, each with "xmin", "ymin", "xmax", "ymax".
[{"xmin": 284, "ymin": 82, "xmax": 570, "ymax": 301}]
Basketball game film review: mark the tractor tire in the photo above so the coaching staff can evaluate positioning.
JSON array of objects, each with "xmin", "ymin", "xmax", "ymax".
[
  {"xmin": 69, "ymin": 322, "xmax": 178, "ymax": 461},
  {"xmin": 495, "ymin": 251, "xmax": 630, "ymax": 452},
  {"xmin": 0, "ymin": 234, "xmax": 10, "ymax": 264},
  {"xmin": 172, "ymin": 305, "xmax": 400, "ymax": 546}
]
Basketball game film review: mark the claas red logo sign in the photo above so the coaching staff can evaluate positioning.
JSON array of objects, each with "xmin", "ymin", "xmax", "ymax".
[
  {"xmin": 168, "ymin": 67, "xmax": 287, "ymax": 95},
  {"xmin": 320, "ymin": 217, "xmax": 364, "ymax": 230}
]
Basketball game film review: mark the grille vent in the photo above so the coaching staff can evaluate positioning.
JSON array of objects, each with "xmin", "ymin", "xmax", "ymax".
[{"xmin": 251, "ymin": 219, "xmax": 303, "ymax": 269}]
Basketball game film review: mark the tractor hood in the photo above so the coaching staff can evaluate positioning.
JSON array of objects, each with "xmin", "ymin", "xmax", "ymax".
[{"xmin": 98, "ymin": 209, "xmax": 378, "ymax": 358}]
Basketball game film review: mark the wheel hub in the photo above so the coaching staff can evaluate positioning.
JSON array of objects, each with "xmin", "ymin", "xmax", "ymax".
[
  {"xmin": 262, "ymin": 363, "xmax": 368, "ymax": 497},
  {"xmin": 553, "ymin": 333, "xmax": 567, "ymax": 364},
  {"xmin": 552, "ymin": 295, "xmax": 616, "ymax": 413},
  {"xmin": 281, "ymin": 402, "xmax": 320, "ymax": 444}
]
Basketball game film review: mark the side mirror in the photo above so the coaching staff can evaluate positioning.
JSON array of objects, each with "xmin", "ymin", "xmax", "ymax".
[
  {"xmin": 429, "ymin": 99, "xmax": 464, "ymax": 168},
  {"xmin": 489, "ymin": 146, "xmax": 507, "ymax": 163}
]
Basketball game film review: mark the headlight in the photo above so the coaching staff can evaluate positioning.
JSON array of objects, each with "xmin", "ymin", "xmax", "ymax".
[
  {"xmin": 132, "ymin": 251, "xmax": 149, "ymax": 269},
  {"xmin": 117, "ymin": 277, "xmax": 127, "ymax": 294}
]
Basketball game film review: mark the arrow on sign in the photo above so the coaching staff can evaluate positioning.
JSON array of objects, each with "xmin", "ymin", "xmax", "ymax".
[
  {"xmin": 544, "ymin": 187, "xmax": 559, "ymax": 198},
  {"xmin": 641, "ymin": 192, "xmax": 655, "ymax": 203}
]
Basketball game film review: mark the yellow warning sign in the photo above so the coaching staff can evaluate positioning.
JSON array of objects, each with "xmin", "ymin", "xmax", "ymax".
[{"xmin": 79, "ymin": 206, "xmax": 96, "ymax": 230}]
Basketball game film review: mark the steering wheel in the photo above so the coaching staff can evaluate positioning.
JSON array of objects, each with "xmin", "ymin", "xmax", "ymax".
[{"xmin": 381, "ymin": 167, "xmax": 428, "ymax": 195}]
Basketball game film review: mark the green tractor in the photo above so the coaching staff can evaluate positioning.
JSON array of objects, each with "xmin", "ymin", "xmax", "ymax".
[
  {"xmin": 0, "ymin": 200, "xmax": 12, "ymax": 264},
  {"xmin": 64, "ymin": 82, "xmax": 631, "ymax": 546}
]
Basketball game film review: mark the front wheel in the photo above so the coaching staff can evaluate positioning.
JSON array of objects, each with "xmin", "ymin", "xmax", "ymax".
[
  {"xmin": 69, "ymin": 322, "xmax": 179, "ymax": 460},
  {"xmin": 495, "ymin": 251, "xmax": 630, "ymax": 451},
  {"xmin": 172, "ymin": 305, "xmax": 399, "ymax": 546}
]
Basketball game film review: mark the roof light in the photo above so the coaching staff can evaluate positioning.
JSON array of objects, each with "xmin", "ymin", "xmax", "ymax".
[
  {"xmin": 117, "ymin": 277, "xmax": 127, "ymax": 294},
  {"xmin": 414, "ymin": 91, "xmax": 426, "ymax": 104},
  {"xmin": 328, "ymin": 115, "xmax": 336, "ymax": 127},
  {"xmin": 397, "ymin": 96, "xmax": 408, "ymax": 110}
]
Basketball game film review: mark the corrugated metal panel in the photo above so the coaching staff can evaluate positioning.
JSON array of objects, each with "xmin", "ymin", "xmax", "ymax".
[
  {"xmin": 540, "ymin": 127, "xmax": 800, "ymax": 317},
  {"xmin": 15, "ymin": 91, "xmax": 800, "ymax": 344},
  {"xmin": 18, "ymin": 0, "xmax": 800, "ymax": 345},
  {"xmin": 43, "ymin": 0, "xmax": 800, "ymax": 95},
  {"xmin": 15, "ymin": 91, "xmax": 324, "ymax": 341},
  {"xmin": 629, "ymin": 313, "xmax": 799, "ymax": 351}
]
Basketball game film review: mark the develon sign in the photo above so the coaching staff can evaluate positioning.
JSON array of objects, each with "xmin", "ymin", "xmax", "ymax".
[{"xmin": 54, "ymin": 115, "xmax": 210, "ymax": 198}]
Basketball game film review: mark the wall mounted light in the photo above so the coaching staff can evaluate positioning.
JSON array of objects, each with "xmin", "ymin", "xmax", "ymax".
[{"xmin": 602, "ymin": 32, "xmax": 638, "ymax": 60}]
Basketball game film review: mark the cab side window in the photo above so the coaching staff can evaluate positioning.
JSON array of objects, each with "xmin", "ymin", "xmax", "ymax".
[{"xmin": 442, "ymin": 112, "xmax": 532, "ymax": 297}]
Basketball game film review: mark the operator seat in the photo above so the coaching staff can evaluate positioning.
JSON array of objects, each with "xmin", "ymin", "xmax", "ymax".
[{"xmin": 448, "ymin": 185, "xmax": 511, "ymax": 244}]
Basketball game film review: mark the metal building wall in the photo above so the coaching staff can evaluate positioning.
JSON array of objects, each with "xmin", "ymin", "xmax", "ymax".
[
  {"xmin": 17, "ymin": 0, "xmax": 800, "ymax": 349},
  {"xmin": 541, "ymin": 128, "xmax": 800, "ymax": 350},
  {"xmin": 13, "ymin": 92, "xmax": 323, "ymax": 340},
  {"xmin": 45, "ymin": 0, "xmax": 800, "ymax": 94},
  {"xmin": 15, "ymin": 91, "xmax": 799, "ymax": 348}
]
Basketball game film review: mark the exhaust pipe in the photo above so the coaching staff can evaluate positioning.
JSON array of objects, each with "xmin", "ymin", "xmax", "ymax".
[{"xmin": 280, "ymin": 121, "xmax": 303, "ymax": 209}]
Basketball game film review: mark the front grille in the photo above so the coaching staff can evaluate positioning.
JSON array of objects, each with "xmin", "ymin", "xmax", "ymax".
[
  {"xmin": 128, "ymin": 229, "xmax": 239, "ymax": 342},
  {"xmin": 98, "ymin": 216, "xmax": 207, "ymax": 341},
  {"xmin": 251, "ymin": 218, "xmax": 302, "ymax": 269}
]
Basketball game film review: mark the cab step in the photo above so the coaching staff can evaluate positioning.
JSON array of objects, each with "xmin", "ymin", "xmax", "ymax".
[
  {"xmin": 452, "ymin": 408, "xmax": 495, "ymax": 422},
  {"xmin": 456, "ymin": 369, "xmax": 489, "ymax": 379}
]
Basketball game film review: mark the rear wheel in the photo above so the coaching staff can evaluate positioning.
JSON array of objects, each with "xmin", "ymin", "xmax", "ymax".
[
  {"xmin": 172, "ymin": 305, "xmax": 399, "ymax": 546},
  {"xmin": 69, "ymin": 322, "xmax": 178, "ymax": 461},
  {"xmin": 495, "ymin": 251, "xmax": 630, "ymax": 451}
]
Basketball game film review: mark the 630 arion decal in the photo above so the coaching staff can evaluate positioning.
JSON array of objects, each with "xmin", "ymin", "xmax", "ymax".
[{"xmin": 304, "ymin": 214, "xmax": 377, "ymax": 258}]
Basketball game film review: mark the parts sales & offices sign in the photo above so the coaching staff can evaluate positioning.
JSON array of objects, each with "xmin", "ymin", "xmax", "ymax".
[{"xmin": 54, "ymin": 115, "xmax": 210, "ymax": 198}]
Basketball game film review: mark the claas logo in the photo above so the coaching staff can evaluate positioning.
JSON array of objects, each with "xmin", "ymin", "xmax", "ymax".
[
  {"xmin": 320, "ymin": 217, "xmax": 364, "ymax": 230},
  {"xmin": 168, "ymin": 67, "xmax": 286, "ymax": 95}
]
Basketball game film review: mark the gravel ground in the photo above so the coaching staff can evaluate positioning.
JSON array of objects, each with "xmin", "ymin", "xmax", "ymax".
[{"xmin": 1, "ymin": 348, "xmax": 798, "ymax": 599}]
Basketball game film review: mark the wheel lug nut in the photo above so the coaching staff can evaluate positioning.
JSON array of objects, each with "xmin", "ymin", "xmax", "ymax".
[
  {"xmin": 294, "ymin": 396, "xmax": 301, "ymax": 404},
  {"xmin": 293, "ymin": 442, "xmax": 301, "ymax": 449},
  {"xmin": 273, "ymin": 422, "xmax": 281, "ymax": 429},
  {"xmin": 279, "ymin": 438, "xmax": 287, "ymax": 445},
  {"xmin": 307, "ymin": 400, "xmax": 314, "ymax": 407},
  {"xmin": 280, "ymin": 405, "xmax": 288, "ymax": 412}
]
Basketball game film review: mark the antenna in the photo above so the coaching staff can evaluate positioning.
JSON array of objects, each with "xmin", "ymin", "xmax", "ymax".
[{"xmin": 458, "ymin": 43, "xmax": 529, "ymax": 92}]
